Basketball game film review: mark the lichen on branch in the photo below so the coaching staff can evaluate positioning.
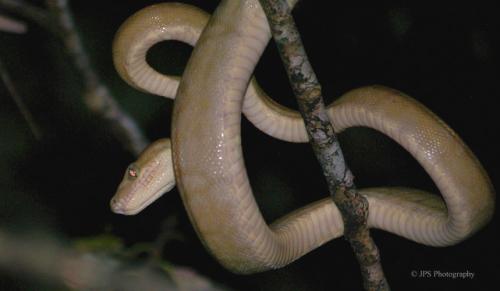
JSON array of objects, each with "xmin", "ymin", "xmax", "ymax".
[{"xmin": 258, "ymin": 0, "xmax": 390, "ymax": 290}]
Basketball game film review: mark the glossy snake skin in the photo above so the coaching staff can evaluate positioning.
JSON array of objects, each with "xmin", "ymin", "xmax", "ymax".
[{"xmin": 111, "ymin": 1, "xmax": 494, "ymax": 274}]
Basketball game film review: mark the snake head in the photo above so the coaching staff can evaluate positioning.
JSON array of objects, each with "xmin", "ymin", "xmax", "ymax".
[{"xmin": 110, "ymin": 138, "xmax": 175, "ymax": 215}]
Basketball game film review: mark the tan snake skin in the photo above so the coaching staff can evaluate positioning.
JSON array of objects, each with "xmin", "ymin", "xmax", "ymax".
[{"xmin": 112, "ymin": 1, "xmax": 494, "ymax": 274}]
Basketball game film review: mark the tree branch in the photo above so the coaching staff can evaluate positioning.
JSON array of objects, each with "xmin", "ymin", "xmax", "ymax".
[
  {"xmin": 258, "ymin": 1, "xmax": 389, "ymax": 290},
  {"xmin": 0, "ymin": 13, "xmax": 26, "ymax": 33},
  {"xmin": 0, "ymin": 229, "xmax": 227, "ymax": 291},
  {"xmin": 0, "ymin": 57, "xmax": 41, "ymax": 139},
  {"xmin": 0, "ymin": 0, "xmax": 57, "ymax": 34},
  {"xmin": 45, "ymin": 0, "xmax": 148, "ymax": 155},
  {"xmin": 1, "ymin": 0, "xmax": 149, "ymax": 155}
]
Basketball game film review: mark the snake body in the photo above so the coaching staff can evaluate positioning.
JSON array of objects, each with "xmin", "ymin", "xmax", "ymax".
[{"xmin": 111, "ymin": 1, "xmax": 494, "ymax": 274}]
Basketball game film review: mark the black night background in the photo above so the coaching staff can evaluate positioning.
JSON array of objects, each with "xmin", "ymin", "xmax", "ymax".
[{"xmin": 0, "ymin": 1, "xmax": 499, "ymax": 290}]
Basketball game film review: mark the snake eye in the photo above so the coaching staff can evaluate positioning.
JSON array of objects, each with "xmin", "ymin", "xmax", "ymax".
[{"xmin": 127, "ymin": 164, "xmax": 139, "ymax": 179}]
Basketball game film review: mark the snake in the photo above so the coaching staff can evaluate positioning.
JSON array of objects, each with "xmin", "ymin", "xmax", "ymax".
[{"xmin": 110, "ymin": 1, "xmax": 495, "ymax": 274}]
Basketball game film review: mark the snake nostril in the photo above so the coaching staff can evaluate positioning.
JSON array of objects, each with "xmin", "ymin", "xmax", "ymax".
[{"xmin": 110, "ymin": 197, "xmax": 121, "ymax": 211}]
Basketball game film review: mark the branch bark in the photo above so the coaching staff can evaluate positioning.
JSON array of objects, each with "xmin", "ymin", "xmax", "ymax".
[{"xmin": 258, "ymin": 1, "xmax": 390, "ymax": 290}]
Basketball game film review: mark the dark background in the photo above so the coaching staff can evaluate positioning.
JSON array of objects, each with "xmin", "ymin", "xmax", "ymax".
[{"xmin": 1, "ymin": 0, "xmax": 498, "ymax": 290}]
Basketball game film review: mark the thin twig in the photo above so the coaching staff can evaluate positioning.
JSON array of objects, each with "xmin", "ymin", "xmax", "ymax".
[
  {"xmin": 258, "ymin": 1, "xmax": 389, "ymax": 290},
  {"xmin": 0, "ymin": 13, "xmax": 27, "ymax": 33},
  {"xmin": 0, "ymin": 57, "xmax": 42, "ymax": 140},
  {"xmin": 0, "ymin": 0, "xmax": 58, "ymax": 34},
  {"xmin": 1, "ymin": 0, "xmax": 149, "ymax": 155},
  {"xmin": 0, "ymin": 229, "xmax": 226, "ymax": 291},
  {"xmin": 45, "ymin": 0, "xmax": 148, "ymax": 155}
]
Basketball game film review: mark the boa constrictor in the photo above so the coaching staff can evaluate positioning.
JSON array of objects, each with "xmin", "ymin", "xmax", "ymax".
[{"xmin": 110, "ymin": 1, "xmax": 494, "ymax": 274}]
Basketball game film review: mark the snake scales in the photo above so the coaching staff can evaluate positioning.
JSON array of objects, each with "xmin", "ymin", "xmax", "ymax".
[{"xmin": 110, "ymin": 1, "xmax": 494, "ymax": 274}]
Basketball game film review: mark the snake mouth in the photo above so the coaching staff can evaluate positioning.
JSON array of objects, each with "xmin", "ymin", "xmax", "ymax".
[{"xmin": 111, "ymin": 182, "xmax": 175, "ymax": 215}]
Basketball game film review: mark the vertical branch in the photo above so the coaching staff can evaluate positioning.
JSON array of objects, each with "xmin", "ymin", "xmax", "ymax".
[
  {"xmin": 45, "ymin": 0, "xmax": 148, "ymax": 155},
  {"xmin": 258, "ymin": 1, "xmax": 390, "ymax": 290}
]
